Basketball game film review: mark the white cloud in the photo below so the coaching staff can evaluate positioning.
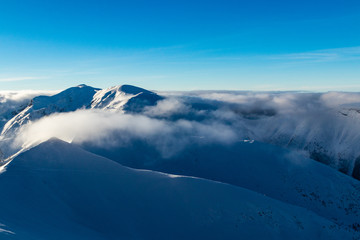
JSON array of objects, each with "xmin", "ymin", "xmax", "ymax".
[
  {"xmin": 268, "ymin": 46, "xmax": 360, "ymax": 63},
  {"xmin": 14, "ymin": 109, "xmax": 238, "ymax": 158},
  {"xmin": 0, "ymin": 90, "xmax": 58, "ymax": 102},
  {"xmin": 144, "ymin": 98, "xmax": 190, "ymax": 117},
  {"xmin": 320, "ymin": 92, "xmax": 360, "ymax": 108}
]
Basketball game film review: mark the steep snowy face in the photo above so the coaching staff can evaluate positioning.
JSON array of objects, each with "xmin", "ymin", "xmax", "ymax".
[
  {"xmin": 0, "ymin": 139, "xmax": 353, "ymax": 239},
  {"xmin": 1, "ymin": 85, "xmax": 99, "ymax": 136},
  {"xmin": 0, "ymin": 104, "xmax": 24, "ymax": 131},
  {"xmin": 91, "ymin": 84, "xmax": 163, "ymax": 112},
  {"xmin": 0, "ymin": 91, "xmax": 49, "ymax": 131}
]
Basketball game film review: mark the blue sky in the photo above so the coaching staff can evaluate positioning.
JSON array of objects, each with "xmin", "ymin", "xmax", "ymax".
[{"xmin": 0, "ymin": 0, "xmax": 359, "ymax": 91}]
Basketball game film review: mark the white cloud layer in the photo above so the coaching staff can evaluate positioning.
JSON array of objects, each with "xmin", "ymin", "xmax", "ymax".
[{"xmin": 15, "ymin": 109, "xmax": 238, "ymax": 158}]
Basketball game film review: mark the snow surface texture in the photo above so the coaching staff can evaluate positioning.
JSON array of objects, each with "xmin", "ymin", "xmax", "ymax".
[
  {"xmin": 79, "ymin": 140, "xmax": 360, "ymax": 231},
  {"xmin": 0, "ymin": 139, "xmax": 354, "ymax": 239},
  {"xmin": 91, "ymin": 85, "xmax": 163, "ymax": 112}
]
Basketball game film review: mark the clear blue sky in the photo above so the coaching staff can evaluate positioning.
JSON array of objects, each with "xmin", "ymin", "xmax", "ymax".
[{"xmin": 0, "ymin": 0, "xmax": 359, "ymax": 91}]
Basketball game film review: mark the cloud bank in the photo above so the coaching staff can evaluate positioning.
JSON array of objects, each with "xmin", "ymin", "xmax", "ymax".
[{"xmin": 15, "ymin": 109, "xmax": 238, "ymax": 158}]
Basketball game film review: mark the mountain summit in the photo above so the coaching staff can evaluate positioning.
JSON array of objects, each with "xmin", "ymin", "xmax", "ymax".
[{"xmin": 91, "ymin": 84, "xmax": 163, "ymax": 112}]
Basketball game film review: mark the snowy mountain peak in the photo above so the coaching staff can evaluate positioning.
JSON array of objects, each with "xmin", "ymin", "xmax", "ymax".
[
  {"xmin": 31, "ymin": 84, "xmax": 99, "ymax": 111},
  {"xmin": 117, "ymin": 84, "xmax": 155, "ymax": 95},
  {"xmin": 91, "ymin": 84, "xmax": 163, "ymax": 112},
  {"xmin": 76, "ymin": 84, "xmax": 89, "ymax": 88}
]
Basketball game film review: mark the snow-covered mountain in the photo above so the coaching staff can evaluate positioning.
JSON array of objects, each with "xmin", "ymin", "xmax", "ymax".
[
  {"xmin": 0, "ymin": 91, "xmax": 44, "ymax": 132},
  {"xmin": 1, "ymin": 85, "xmax": 98, "ymax": 137},
  {"xmin": 91, "ymin": 85, "xmax": 163, "ymax": 112},
  {"xmin": 0, "ymin": 84, "xmax": 162, "ymax": 137},
  {"xmin": 0, "ymin": 139, "xmax": 353, "ymax": 239}
]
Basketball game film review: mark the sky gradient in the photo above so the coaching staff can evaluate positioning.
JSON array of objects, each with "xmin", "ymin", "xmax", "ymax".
[{"xmin": 0, "ymin": 0, "xmax": 359, "ymax": 91}]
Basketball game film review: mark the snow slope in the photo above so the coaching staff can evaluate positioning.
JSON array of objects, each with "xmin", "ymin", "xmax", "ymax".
[
  {"xmin": 79, "ymin": 139, "xmax": 360, "ymax": 233},
  {"xmin": 0, "ymin": 139, "xmax": 352, "ymax": 240},
  {"xmin": 0, "ymin": 90, "xmax": 55, "ymax": 131}
]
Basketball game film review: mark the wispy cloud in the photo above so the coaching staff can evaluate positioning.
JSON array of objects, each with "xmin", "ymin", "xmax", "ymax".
[
  {"xmin": 200, "ymin": 46, "xmax": 360, "ymax": 64},
  {"xmin": 268, "ymin": 46, "xmax": 360, "ymax": 63},
  {"xmin": 247, "ymin": 84, "xmax": 360, "ymax": 92},
  {"xmin": 0, "ymin": 77, "xmax": 44, "ymax": 82}
]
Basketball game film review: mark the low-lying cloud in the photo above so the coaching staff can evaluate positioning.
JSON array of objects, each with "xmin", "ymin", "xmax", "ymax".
[
  {"xmin": 0, "ymin": 90, "xmax": 58, "ymax": 103},
  {"xmin": 15, "ymin": 109, "xmax": 238, "ymax": 158}
]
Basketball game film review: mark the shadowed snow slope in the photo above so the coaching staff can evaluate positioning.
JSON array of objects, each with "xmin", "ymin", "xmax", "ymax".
[
  {"xmin": 79, "ymin": 140, "xmax": 360, "ymax": 232},
  {"xmin": 0, "ymin": 139, "xmax": 351, "ymax": 240}
]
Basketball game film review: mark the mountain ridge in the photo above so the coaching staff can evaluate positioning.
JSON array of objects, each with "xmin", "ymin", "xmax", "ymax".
[{"xmin": 0, "ymin": 138, "xmax": 353, "ymax": 239}]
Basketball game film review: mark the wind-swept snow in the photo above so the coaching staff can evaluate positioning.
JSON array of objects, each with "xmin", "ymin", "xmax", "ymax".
[
  {"xmin": 0, "ymin": 139, "xmax": 352, "ymax": 239},
  {"xmin": 80, "ymin": 139, "xmax": 360, "ymax": 232}
]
